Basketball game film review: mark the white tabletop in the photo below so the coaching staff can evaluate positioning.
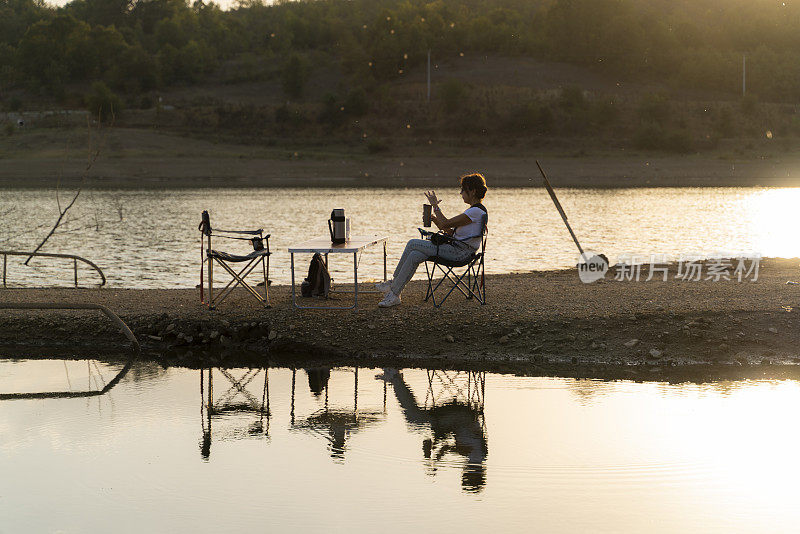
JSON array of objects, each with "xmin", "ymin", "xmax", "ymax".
[{"xmin": 288, "ymin": 235, "xmax": 388, "ymax": 254}]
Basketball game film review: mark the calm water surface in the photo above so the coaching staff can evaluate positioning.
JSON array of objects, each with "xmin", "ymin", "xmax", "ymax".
[
  {"xmin": 0, "ymin": 187, "xmax": 796, "ymax": 288},
  {"xmin": 2, "ymin": 359, "xmax": 799, "ymax": 533}
]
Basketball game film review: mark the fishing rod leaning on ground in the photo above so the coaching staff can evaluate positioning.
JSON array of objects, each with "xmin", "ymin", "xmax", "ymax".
[{"xmin": 535, "ymin": 160, "xmax": 608, "ymax": 271}]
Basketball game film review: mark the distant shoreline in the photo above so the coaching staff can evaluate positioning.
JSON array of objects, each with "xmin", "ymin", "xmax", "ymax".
[{"xmin": 3, "ymin": 153, "xmax": 800, "ymax": 189}]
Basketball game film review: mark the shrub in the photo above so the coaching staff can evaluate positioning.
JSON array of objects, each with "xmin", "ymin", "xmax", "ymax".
[
  {"xmin": 504, "ymin": 102, "xmax": 555, "ymax": 134},
  {"xmin": 275, "ymin": 104, "xmax": 290, "ymax": 124},
  {"xmin": 662, "ymin": 128, "xmax": 694, "ymax": 153},
  {"xmin": 634, "ymin": 122, "xmax": 693, "ymax": 153},
  {"xmin": 637, "ymin": 93, "xmax": 670, "ymax": 122},
  {"xmin": 558, "ymin": 85, "xmax": 585, "ymax": 111},
  {"xmin": 741, "ymin": 94, "xmax": 759, "ymax": 115},
  {"xmin": 281, "ymin": 54, "xmax": 309, "ymax": 99},
  {"xmin": 343, "ymin": 87, "xmax": 368, "ymax": 116},
  {"xmin": 367, "ymin": 138, "xmax": 389, "ymax": 153},
  {"xmin": 634, "ymin": 122, "xmax": 664, "ymax": 150},
  {"xmin": 318, "ymin": 93, "xmax": 344, "ymax": 127},
  {"xmin": 274, "ymin": 103, "xmax": 306, "ymax": 129},
  {"xmin": 713, "ymin": 107, "xmax": 734, "ymax": 137},
  {"xmin": 439, "ymin": 78, "xmax": 468, "ymax": 114},
  {"xmin": 85, "ymin": 80, "xmax": 122, "ymax": 121}
]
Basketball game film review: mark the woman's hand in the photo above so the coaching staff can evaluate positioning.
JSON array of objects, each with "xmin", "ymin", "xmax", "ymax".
[{"xmin": 425, "ymin": 190, "xmax": 441, "ymax": 208}]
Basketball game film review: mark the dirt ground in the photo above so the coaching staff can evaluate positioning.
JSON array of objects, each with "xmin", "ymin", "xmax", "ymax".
[
  {"xmin": 3, "ymin": 127, "xmax": 800, "ymax": 188},
  {"xmin": 3, "ymin": 258, "xmax": 800, "ymax": 380},
  {"xmin": 4, "ymin": 151, "xmax": 800, "ymax": 189}
]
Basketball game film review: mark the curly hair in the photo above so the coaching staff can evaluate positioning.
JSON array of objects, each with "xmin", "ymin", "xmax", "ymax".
[{"xmin": 459, "ymin": 173, "xmax": 487, "ymax": 200}]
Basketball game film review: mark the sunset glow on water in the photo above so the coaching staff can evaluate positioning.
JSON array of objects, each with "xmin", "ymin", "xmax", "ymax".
[{"xmin": 2, "ymin": 360, "xmax": 799, "ymax": 533}]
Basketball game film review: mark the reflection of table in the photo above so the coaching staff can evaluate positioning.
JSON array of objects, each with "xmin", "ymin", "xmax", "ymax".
[{"xmin": 288, "ymin": 235, "xmax": 388, "ymax": 310}]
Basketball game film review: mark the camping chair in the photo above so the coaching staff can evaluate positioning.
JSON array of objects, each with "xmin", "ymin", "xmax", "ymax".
[
  {"xmin": 419, "ymin": 212, "xmax": 487, "ymax": 308},
  {"xmin": 199, "ymin": 210, "xmax": 271, "ymax": 310}
]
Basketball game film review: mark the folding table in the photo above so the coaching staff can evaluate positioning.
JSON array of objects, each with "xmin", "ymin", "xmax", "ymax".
[{"xmin": 288, "ymin": 235, "xmax": 388, "ymax": 310}]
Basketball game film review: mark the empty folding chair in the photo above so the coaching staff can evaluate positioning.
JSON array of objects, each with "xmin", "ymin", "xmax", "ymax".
[{"xmin": 199, "ymin": 210, "xmax": 271, "ymax": 310}]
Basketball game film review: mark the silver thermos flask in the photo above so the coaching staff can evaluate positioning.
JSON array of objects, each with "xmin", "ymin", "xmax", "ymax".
[{"xmin": 329, "ymin": 208, "xmax": 347, "ymax": 244}]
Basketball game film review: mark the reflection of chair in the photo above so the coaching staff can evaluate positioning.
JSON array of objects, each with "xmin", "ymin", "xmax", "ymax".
[
  {"xmin": 419, "ymin": 212, "xmax": 487, "ymax": 307},
  {"xmin": 199, "ymin": 367, "xmax": 270, "ymax": 460},
  {"xmin": 424, "ymin": 370, "xmax": 485, "ymax": 414},
  {"xmin": 199, "ymin": 210, "xmax": 271, "ymax": 310}
]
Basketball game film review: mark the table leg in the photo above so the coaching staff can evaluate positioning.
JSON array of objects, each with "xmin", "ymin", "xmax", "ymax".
[
  {"xmin": 353, "ymin": 251, "xmax": 358, "ymax": 310},
  {"xmin": 291, "ymin": 252, "xmax": 296, "ymax": 308},
  {"xmin": 383, "ymin": 241, "xmax": 387, "ymax": 281}
]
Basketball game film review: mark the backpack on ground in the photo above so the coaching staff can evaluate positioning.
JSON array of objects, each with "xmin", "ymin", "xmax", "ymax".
[{"xmin": 300, "ymin": 252, "xmax": 331, "ymax": 298}]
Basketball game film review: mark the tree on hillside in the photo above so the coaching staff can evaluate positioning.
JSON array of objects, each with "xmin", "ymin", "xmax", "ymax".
[
  {"xmin": 281, "ymin": 53, "xmax": 309, "ymax": 99},
  {"xmin": 66, "ymin": 0, "xmax": 133, "ymax": 28}
]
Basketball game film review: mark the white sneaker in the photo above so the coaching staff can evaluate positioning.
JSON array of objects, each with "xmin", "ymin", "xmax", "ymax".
[
  {"xmin": 378, "ymin": 291, "xmax": 402, "ymax": 308},
  {"xmin": 375, "ymin": 280, "xmax": 393, "ymax": 294}
]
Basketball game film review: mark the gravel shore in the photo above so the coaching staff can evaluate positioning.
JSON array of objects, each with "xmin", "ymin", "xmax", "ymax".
[{"xmin": 2, "ymin": 258, "xmax": 800, "ymax": 380}]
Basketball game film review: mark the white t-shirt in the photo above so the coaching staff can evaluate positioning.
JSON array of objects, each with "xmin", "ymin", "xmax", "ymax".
[{"xmin": 453, "ymin": 206, "xmax": 486, "ymax": 249}]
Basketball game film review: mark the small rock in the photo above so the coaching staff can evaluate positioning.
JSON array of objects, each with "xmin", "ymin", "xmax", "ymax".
[
  {"xmin": 498, "ymin": 335, "xmax": 508, "ymax": 344},
  {"xmin": 368, "ymin": 324, "xmax": 376, "ymax": 330},
  {"xmin": 166, "ymin": 323, "xmax": 176, "ymax": 333},
  {"xmin": 221, "ymin": 320, "xmax": 230, "ymax": 328},
  {"xmin": 445, "ymin": 334, "xmax": 455, "ymax": 343},
  {"xmin": 288, "ymin": 324, "xmax": 296, "ymax": 330},
  {"xmin": 268, "ymin": 331, "xmax": 278, "ymax": 341},
  {"xmin": 209, "ymin": 330, "xmax": 219, "ymax": 340},
  {"xmin": 649, "ymin": 348, "xmax": 662, "ymax": 358},
  {"xmin": 514, "ymin": 327, "xmax": 522, "ymax": 335},
  {"xmin": 719, "ymin": 343, "xmax": 729, "ymax": 350},
  {"xmin": 768, "ymin": 327, "xmax": 778, "ymax": 334},
  {"xmin": 219, "ymin": 335, "xmax": 230, "ymax": 345},
  {"xmin": 624, "ymin": 339, "xmax": 640, "ymax": 348},
  {"xmin": 147, "ymin": 335, "xmax": 162, "ymax": 341}
]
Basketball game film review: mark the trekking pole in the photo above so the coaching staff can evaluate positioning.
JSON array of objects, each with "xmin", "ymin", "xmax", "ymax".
[{"xmin": 536, "ymin": 160, "xmax": 586, "ymax": 260}]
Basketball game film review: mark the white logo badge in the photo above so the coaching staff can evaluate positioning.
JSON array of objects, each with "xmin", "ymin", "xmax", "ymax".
[{"xmin": 577, "ymin": 251, "xmax": 609, "ymax": 283}]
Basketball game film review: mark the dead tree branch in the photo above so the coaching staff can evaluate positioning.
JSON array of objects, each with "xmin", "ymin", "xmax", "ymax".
[{"xmin": 24, "ymin": 111, "xmax": 109, "ymax": 265}]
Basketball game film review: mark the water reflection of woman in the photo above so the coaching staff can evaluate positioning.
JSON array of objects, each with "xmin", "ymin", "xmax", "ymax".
[
  {"xmin": 376, "ymin": 173, "xmax": 488, "ymax": 308},
  {"xmin": 381, "ymin": 368, "xmax": 488, "ymax": 492},
  {"xmin": 305, "ymin": 367, "xmax": 330, "ymax": 396}
]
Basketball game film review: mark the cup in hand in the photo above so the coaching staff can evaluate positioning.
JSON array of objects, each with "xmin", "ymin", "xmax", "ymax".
[{"xmin": 423, "ymin": 204, "xmax": 432, "ymax": 227}]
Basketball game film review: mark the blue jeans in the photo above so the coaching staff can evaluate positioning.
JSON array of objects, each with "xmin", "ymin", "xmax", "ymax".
[{"xmin": 390, "ymin": 238, "xmax": 474, "ymax": 296}]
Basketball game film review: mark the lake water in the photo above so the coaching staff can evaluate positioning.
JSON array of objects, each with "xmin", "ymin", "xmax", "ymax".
[
  {"xmin": 0, "ymin": 187, "xmax": 797, "ymax": 288},
  {"xmin": 2, "ymin": 359, "xmax": 799, "ymax": 533}
]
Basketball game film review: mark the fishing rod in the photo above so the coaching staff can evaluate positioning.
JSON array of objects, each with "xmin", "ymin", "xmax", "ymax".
[{"xmin": 535, "ymin": 160, "xmax": 589, "ymax": 261}]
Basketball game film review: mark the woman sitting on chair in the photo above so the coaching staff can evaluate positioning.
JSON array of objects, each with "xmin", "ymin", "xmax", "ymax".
[{"xmin": 376, "ymin": 173, "xmax": 488, "ymax": 308}]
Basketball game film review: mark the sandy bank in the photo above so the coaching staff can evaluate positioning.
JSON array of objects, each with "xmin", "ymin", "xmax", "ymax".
[
  {"xmin": 4, "ymin": 153, "xmax": 800, "ymax": 188},
  {"xmin": 2, "ymin": 259, "xmax": 800, "ymax": 380}
]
